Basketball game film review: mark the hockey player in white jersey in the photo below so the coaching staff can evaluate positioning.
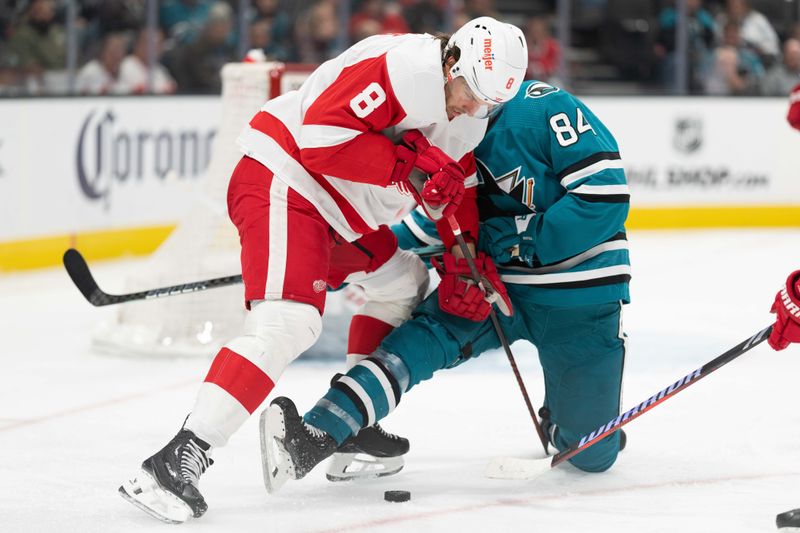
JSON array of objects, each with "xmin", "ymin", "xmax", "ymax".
[{"xmin": 118, "ymin": 17, "xmax": 527, "ymax": 523}]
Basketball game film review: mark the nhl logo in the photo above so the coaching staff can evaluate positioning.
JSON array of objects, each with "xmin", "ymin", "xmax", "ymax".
[{"xmin": 673, "ymin": 117, "xmax": 703, "ymax": 154}]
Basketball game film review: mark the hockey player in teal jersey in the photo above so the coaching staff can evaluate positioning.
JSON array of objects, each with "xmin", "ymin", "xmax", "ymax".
[{"xmin": 262, "ymin": 80, "xmax": 631, "ymax": 485}]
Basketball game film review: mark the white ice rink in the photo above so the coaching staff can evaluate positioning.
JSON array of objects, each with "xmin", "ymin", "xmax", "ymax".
[{"xmin": 2, "ymin": 229, "xmax": 800, "ymax": 533}]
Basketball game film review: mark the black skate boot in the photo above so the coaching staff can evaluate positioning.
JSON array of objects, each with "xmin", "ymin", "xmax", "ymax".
[
  {"xmin": 776, "ymin": 508, "xmax": 800, "ymax": 529},
  {"xmin": 339, "ymin": 423, "xmax": 410, "ymax": 457},
  {"xmin": 539, "ymin": 407, "xmax": 627, "ymax": 453},
  {"xmin": 327, "ymin": 424, "xmax": 410, "ymax": 481},
  {"xmin": 119, "ymin": 427, "xmax": 213, "ymax": 524},
  {"xmin": 260, "ymin": 396, "xmax": 337, "ymax": 493}
]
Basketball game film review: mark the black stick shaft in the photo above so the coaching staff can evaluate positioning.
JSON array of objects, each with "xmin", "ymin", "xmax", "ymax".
[
  {"xmin": 63, "ymin": 244, "xmax": 446, "ymax": 307},
  {"xmin": 550, "ymin": 325, "xmax": 773, "ymax": 467},
  {"xmin": 445, "ymin": 216, "xmax": 550, "ymax": 454},
  {"xmin": 62, "ymin": 248, "xmax": 243, "ymax": 306}
]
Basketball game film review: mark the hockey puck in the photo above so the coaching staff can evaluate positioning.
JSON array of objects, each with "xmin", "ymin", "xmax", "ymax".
[
  {"xmin": 777, "ymin": 508, "xmax": 800, "ymax": 529},
  {"xmin": 384, "ymin": 490, "xmax": 411, "ymax": 503}
]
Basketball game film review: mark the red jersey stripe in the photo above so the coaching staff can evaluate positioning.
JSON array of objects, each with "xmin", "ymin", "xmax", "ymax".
[
  {"xmin": 249, "ymin": 111, "xmax": 374, "ymax": 235},
  {"xmin": 204, "ymin": 347, "xmax": 275, "ymax": 414}
]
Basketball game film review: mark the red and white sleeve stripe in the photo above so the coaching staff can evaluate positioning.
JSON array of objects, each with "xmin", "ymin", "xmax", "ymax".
[{"xmin": 299, "ymin": 53, "xmax": 409, "ymax": 186}]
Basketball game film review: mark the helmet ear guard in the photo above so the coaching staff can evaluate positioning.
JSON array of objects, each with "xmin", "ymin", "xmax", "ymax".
[{"xmin": 445, "ymin": 16, "xmax": 528, "ymax": 107}]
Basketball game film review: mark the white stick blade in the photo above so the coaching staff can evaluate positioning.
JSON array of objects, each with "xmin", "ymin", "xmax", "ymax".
[{"xmin": 485, "ymin": 457, "xmax": 552, "ymax": 480}]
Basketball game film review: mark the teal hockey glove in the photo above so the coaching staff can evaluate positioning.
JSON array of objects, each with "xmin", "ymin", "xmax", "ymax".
[{"xmin": 480, "ymin": 214, "xmax": 536, "ymax": 266}]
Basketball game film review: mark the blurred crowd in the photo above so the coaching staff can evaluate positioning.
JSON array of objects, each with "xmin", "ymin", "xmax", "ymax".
[
  {"xmin": 653, "ymin": 0, "xmax": 800, "ymax": 95},
  {"xmin": 0, "ymin": 0, "xmax": 797, "ymax": 97}
]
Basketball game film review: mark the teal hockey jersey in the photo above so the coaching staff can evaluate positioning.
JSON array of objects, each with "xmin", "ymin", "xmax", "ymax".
[{"xmin": 394, "ymin": 80, "xmax": 630, "ymax": 307}]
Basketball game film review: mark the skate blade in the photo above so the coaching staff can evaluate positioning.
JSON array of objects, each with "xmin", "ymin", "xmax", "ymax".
[
  {"xmin": 325, "ymin": 452, "xmax": 404, "ymax": 482},
  {"xmin": 259, "ymin": 404, "xmax": 294, "ymax": 494},
  {"xmin": 118, "ymin": 469, "xmax": 193, "ymax": 524},
  {"xmin": 484, "ymin": 456, "xmax": 552, "ymax": 480}
]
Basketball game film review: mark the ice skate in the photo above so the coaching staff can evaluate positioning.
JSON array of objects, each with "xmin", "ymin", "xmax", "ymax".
[
  {"xmin": 260, "ymin": 396, "xmax": 337, "ymax": 493},
  {"xmin": 118, "ymin": 428, "xmax": 213, "ymax": 524},
  {"xmin": 327, "ymin": 424, "xmax": 409, "ymax": 481}
]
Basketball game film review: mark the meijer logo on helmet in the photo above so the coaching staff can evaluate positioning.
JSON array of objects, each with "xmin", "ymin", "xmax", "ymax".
[{"xmin": 482, "ymin": 39, "xmax": 493, "ymax": 70}]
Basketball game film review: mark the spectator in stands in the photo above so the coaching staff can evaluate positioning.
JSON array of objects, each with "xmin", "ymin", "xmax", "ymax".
[
  {"xmin": 294, "ymin": 0, "xmax": 339, "ymax": 64},
  {"xmin": 0, "ymin": 2, "xmax": 17, "ymax": 41},
  {"xmin": 790, "ymin": 22, "xmax": 800, "ymax": 43},
  {"xmin": 0, "ymin": 4, "xmax": 23, "ymax": 94},
  {"xmin": 170, "ymin": 1, "xmax": 236, "ymax": 93},
  {"xmin": 524, "ymin": 16, "xmax": 560, "ymax": 84},
  {"xmin": 75, "ymin": 32, "xmax": 129, "ymax": 95},
  {"xmin": 401, "ymin": 0, "xmax": 443, "ymax": 34},
  {"xmin": 718, "ymin": 0, "xmax": 780, "ymax": 67},
  {"xmin": 348, "ymin": 0, "xmax": 409, "ymax": 41},
  {"xmin": 653, "ymin": 0, "xmax": 715, "ymax": 94},
  {"xmin": 252, "ymin": 0, "xmax": 291, "ymax": 61},
  {"xmin": 351, "ymin": 17, "xmax": 382, "ymax": 42},
  {"xmin": 0, "ymin": 43, "xmax": 23, "ymax": 95},
  {"xmin": 79, "ymin": 0, "xmax": 145, "ymax": 38},
  {"xmin": 248, "ymin": 18, "xmax": 272, "ymax": 58},
  {"xmin": 703, "ymin": 20, "xmax": 764, "ymax": 95},
  {"xmin": 762, "ymin": 39, "xmax": 800, "ymax": 97},
  {"xmin": 160, "ymin": 0, "xmax": 213, "ymax": 44},
  {"xmin": 118, "ymin": 27, "xmax": 177, "ymax": 94},
  {"xmin": 463, "ymin": 0, "xmax": 500, "ymax": 20},
  {"xmin": 7, "ymin": 0, "xmax": 66, "ymax": 93}
]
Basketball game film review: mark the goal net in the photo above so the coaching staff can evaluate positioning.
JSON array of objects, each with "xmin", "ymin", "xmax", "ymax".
[{"xmin": 91, "ymin": 61, "xmax": 358, "ymax": 359}]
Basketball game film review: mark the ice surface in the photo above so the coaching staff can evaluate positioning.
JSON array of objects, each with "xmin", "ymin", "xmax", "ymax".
[{"xmin": 1, "ymin": 229, "xmax": 799, "ymax": 533}]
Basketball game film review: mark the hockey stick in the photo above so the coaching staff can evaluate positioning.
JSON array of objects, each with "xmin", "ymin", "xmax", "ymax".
[
  {"xmin": 63, "ymin": 244, "xmax": 446, "ymax": 307},
  {"xmin": 485, "ymin": 324, "xmax": 774, "ymax": 480},
  {"xmin": 445, "ymin": 216, "xmax": 550, "ymax": 454}
]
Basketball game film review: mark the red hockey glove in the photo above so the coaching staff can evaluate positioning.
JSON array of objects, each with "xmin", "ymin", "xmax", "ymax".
[
  {"xmin": 768, "ymin": 270, "xmax": 800, "ymax": 351},
  {"xmin": 432, "ymin": 252, "xmax": 513, "ymax": 321},
  {"xmin": 788, "ymin": 83, "xmax": 800, "ymax": 132},
  {"xmin": 389, "ymin": 130, "xmax": 465, "ymax": 220}
]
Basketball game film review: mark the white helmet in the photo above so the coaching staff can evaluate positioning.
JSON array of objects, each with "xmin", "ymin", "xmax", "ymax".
[{"xmin": 446, "ymin": 16, "xmax": 528, "ymax": 106}]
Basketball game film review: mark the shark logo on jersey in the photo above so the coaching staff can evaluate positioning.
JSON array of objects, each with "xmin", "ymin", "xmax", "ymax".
[
  {"xmin": 476, "ymin": 158, "xmax": 537, "ymax": 211},
  {"xmin": 493, "ymin": 165, "xmax": 526, "ymax": 193},
  {"xmin": 525, "ymin": 82, "xmax": 560, "ymax": 99}
]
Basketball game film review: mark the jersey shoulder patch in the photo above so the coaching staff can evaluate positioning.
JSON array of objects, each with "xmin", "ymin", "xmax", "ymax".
[{"xmin": 524, "ymin": 81, "xmax": 560, "ymax": 99}]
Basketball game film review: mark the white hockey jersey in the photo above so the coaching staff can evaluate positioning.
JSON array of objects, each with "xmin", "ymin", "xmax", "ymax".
[{"xmin": 237, "ymin": 33, "xmax": 485, "ymax": 242}]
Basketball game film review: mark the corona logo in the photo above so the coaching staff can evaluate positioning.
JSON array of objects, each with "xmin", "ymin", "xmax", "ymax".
[
  {"xmin": 76, "ymin": 109, "xmax": 215, "ymax": 208},
  {"xmin": 482, "ymin": 38, "xmax": 494, "ymax": 70}
]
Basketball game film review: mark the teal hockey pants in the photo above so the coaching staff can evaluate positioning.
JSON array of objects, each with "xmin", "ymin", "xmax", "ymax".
[{"xmin": 305, "ymin": 283, "xmax": 626, "ymax": 472}]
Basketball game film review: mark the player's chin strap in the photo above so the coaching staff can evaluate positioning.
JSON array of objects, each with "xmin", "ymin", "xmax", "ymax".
[{"xmin": 445, "ymin": 215, "xmax": 549, "ymax": 453}]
